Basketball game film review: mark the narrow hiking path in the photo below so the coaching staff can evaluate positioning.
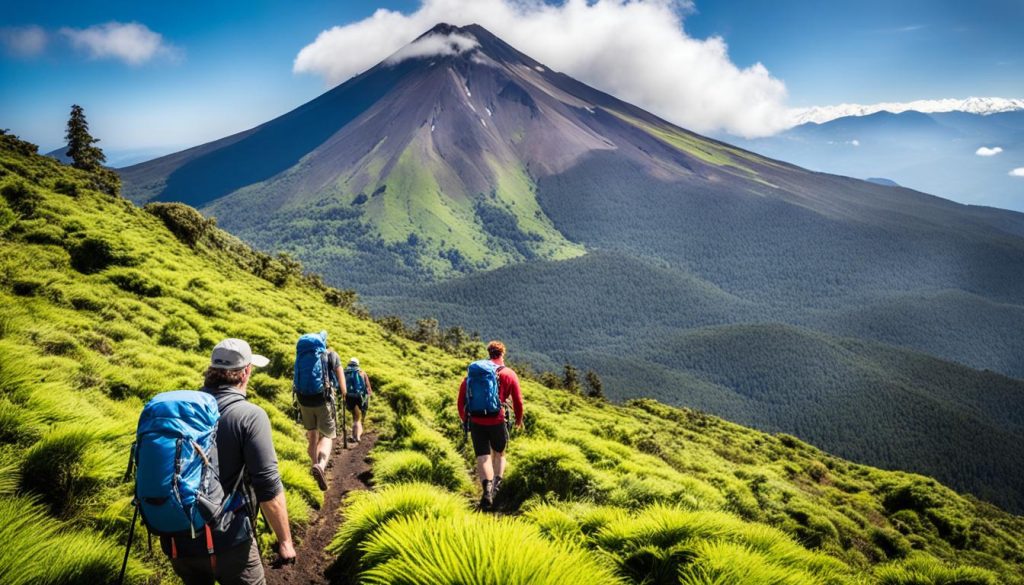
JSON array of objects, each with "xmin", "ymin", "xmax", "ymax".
[{"xmin": 266, "ymin": 431, "xmax": 377, "ymax": 585}]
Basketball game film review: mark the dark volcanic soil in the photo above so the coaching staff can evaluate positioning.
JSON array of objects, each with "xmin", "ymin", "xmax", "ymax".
[{"xmin": 266, "ymin": 432, "xmax": 376, "ymax": 585}]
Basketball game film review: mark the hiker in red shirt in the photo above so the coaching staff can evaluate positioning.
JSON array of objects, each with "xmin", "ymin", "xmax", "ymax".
[{"xmin": 458, "ymin": 340, "xmax": 524, "ymax": 510}]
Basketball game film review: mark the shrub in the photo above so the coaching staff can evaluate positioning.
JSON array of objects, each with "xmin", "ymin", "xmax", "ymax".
[
  {"xmin": 145, "ymin": 202, "xmax": 215, "ymax": 247},
  {"xmin": 68, "ymin": 236, "xmax": 125, "ymax": 274},
  {"xmin": 22, "ymin": 223, "xmax": 64, "ymax": 245},
  {"xmin": 679, "ymin": 541, "xmax": 821, "ymax": 585},
  {"xmin": 359, "ymin": 515, "xmax": 624, "ymax": 585},
  {"xmin": 53, "ymin": 178, "xmax": 80, "ymax": 197},
  {"xmin": 0, "ymin": 180, "xmax": 42, "ymax": 216}
]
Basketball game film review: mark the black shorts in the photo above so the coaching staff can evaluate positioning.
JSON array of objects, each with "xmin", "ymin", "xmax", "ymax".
[
  {"xmin": 469, "ymin": 421, "xmax": 508, "ymax": 457},
  {"xmin": 345, "ymin": 394, "xmax": 368, "ymax": 413}
]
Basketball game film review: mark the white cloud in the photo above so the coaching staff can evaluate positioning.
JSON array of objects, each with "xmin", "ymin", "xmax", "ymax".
[
  {"xmin": 60, "ymin": 22, "xmax": 179, "ymax": 65},
  {"xmin": 850, "ymin": 139, "xmax": 860, "ymax": 147},
  {"xmin": 0, "ymin": 25, "xmax": 47, "ymax": 57},
  {"xmin": 386, "ymin": 32, "xmax": 478, "ymax": 65},
  {"xmin": 1010, "ymin": 168, "xmax": 1024, "ymax": 177},
  {"xmin": 976, "ymin": 146, "xmax": 1003, "ymax": 156},
  {"xmin": 293, "ymin": 0, "xmax": 791, "ymax": 138}
]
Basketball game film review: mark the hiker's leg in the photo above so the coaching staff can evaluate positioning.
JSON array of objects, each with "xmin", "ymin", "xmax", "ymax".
[
  {"xmin": 316, "ymin": 435, "xmax": 332, "ymax": 467},
  {"xmin": 305, "ymin": 430, "xmax": 318, "ymax": 464},
  {"xmin": 353, "ymin": 404, "xmax": 363, "ymax": 440},
  {"xmin": 475, "ymin": 453, "xmax": 494, "ymax": 481},
  {"xmin": 493, "ymin": 450, "xmax": 507, "ymax": 479},
  {"xmin": 169, "ymin": 554, "xmax": 217, "ymax": 585},
  {"xmin": 214, "ymin": 538, "xmax": 266, "ymax": 585},
  {"xmin": 316, "ymin": 403, "xmax": 337, "ymax": 467}
]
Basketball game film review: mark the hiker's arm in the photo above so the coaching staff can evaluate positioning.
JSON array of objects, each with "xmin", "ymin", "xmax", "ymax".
[
  {"xmin": 243, "ymin": 409, "xmax": 293, "ymax": 555},
  {"xmin": 260, "ymin": 492, "xmax": 295, "ymax": 559},
  {"xmin": 457, "ymin": 378, "xmax": 467, "ymax": 422},
  {"xmin": 509, "ymin": 372, "xmax": 524, "ymax": 429},
  {"xmin": 363, "ymin": 371, "xmax": 373, "ymax": 395}
]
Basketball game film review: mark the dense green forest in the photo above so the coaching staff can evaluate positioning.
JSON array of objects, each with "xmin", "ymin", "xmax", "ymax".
[
  {"xmin": 4, "ymin": 134, "xmax": 1024, "ymax": 584},
  {"xmin": 373, "ymin": 257, "xmax": 1024, "ymax": 513}
]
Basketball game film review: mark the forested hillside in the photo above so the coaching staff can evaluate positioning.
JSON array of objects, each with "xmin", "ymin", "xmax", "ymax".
[{"xmin": 3, "ymin": 134, "xmax": 1024, "ymax": 584}]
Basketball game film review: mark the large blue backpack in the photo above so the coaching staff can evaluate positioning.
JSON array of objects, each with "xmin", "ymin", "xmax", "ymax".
[
  {"xmin": 131, "ymin": 391, "xmax": 245, "ymax": 539},
  {"xmin": 293, "ymin": 333, "xmax": 332, "ymax": 396},
  {"xmin": 466, "ymin": 360, "xmax": 504, "ymax": 417},
  {"xmin": 345, "ymin": 366, "xmax": 367, "ymax": 398}
]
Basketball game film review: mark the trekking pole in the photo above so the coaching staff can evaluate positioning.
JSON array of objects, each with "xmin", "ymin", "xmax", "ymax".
[
  {"xmin": 341, "ymin": 392, "xmax": 348, "ymax": 450},
  {"xmin": 117, "ymin": 503, "xmax": 140, "ymax": 585}
]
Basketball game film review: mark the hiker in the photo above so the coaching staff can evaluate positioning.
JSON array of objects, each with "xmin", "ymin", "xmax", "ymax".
[
  {"xmin": 145, "ymin": 338, "xmax": 295, "ymax": 585},
  {"xmin": 293, "ymin": 331, "xmax": 346, "ymax": 491},
  {"xmin": 343, "ymin": 357, "xmax": 373, "ymax": 443},
  {"xmin": 457, "ymin": 340, "xmax": 524, "ymax": 510}
]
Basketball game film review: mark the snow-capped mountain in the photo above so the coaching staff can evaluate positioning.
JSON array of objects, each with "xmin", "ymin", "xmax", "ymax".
[{"xmin": 790, "ymin": 97, "xmax": 1024, "ymax": 126}]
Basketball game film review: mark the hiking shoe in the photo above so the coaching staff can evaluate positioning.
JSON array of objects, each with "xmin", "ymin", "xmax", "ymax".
[
  {"xmin": 350, "ymin": 435, "xmax": 360, "ymax": 443},
  {"xmin": 479, "ymin": 492, "xmax": 493, "ymax": 510},
  {"xmin": 311, "ymin": 463, "xmax": 328, "ymax": 491},
  {"xmin": 492, "ymin": 476, "xmax": 503, "ymax": 499}
]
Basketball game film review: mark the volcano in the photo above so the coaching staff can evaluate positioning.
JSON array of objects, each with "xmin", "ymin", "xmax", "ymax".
[{"xmin": 120, "ymin": 24, "xmax": 1024, "ymax": 512}]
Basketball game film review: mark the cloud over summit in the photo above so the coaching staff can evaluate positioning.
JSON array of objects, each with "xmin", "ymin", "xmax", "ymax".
[{"xmin": 293, "ymin": 0, "xmax": 791, "ymax": 138}]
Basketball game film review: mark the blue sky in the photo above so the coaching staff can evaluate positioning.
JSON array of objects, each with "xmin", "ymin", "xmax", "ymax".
[{"xmin": 2, "ymin": 0, "xmax": 1022, "ymax": 152}]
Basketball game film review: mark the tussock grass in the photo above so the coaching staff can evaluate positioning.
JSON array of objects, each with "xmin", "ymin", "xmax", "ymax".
[
  {"xmin": 0, "ymin": 495, "xmax": 150, "ymax": 585},
  {"xmin": 20, "ymin": 424, "xmax": 122, "ymax": 518},
  {"xmin": 327, "ymin": 482, "xmax": 468, "ymax": 574},
  {"xmin": 875, "ymin": 554, "xmax": 999, "ymax": 585},
  {"xmin": 373, "ymin": 449, "xmax": 435, "ymax": 486},
  {"xmin": 360, "ymin": 515, "xmax": 624, "ymax": 585}
]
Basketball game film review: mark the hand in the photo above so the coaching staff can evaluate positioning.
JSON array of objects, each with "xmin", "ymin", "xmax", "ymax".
[
  {"xmin": 514, "ymin": 418, "xmax": 525, "ymax": 430},
  {"xmin": 278, "ymin": 539, "xmax": 296, "ymax": 562}
]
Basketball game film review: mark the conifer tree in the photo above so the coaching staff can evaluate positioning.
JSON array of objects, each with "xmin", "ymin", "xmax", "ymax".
[
  {"xmin": 585, "ymin": 370, "xmax": 605, "ymax": 400},
  {"xmin": 563, "ymin": 363, "xmax": 581, "ymax": 394},
  {"xmin": 65, "ymin": 104, "xmax": 106, "ymax": 170}
]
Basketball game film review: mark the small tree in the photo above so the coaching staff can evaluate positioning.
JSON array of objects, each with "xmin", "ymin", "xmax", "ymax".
[
  {"xmin": 585, "ymin": 370, "xmax": 605, "ymax": 400},
  {"xmin": 563, "ymin": 363, "xmax": 581, "ymax": 395},
  {"xmin": 65, "ymin": 104, "xmax": 106, "ymax": 171}
]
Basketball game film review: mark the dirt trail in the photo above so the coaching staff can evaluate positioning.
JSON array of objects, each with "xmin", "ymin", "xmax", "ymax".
[{"xmin": 266, "ymin": 431, "xmax": 376, "ymax": 585}]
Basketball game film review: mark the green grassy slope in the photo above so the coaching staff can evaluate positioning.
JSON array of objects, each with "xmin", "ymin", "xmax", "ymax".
[{"xmin": 2, "ymin": 138, "xmax": 1023, "ymax": 584}]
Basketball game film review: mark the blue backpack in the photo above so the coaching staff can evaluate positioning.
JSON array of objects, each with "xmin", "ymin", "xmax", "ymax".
[
  {"xmin": 466, "ymin": 360, "xmax": 503, "ymax": 417},
  {"xmin": 131, "ymin": 391, "xmax": 245, "ymax": 539},
  {"xmin": 293, "ymin": 333, "xmax": 332, "ymax": 396},
  {"xmin": 345, "ymin": 366, "xmax": 367, "ymax": 398}
]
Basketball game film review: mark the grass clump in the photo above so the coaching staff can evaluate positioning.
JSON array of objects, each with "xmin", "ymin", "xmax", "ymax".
[
  {"xmin": 875, "ymin": 553, "xmax": 999, "ymax": 585},
  {"xmin": 373, "ymin": 449, "xmax": 435, "ymax": 486},
  {"xmin": 0, "ymin": 495, "xmax": 149, "ymax": 585},
  {"xmin": 360, "ymin": 515, "xmax": 624, "ymax": 585},
  {"xmin": 19, "ymin": 426, "xmax": 121, "ymax": 518},
  {"xmin": 327, "ymin": 482, "xmax": 468, "ymax": 574},
  {"xmin": 501, "ymin": 439, "xmax": 606, "ymax": 506}
]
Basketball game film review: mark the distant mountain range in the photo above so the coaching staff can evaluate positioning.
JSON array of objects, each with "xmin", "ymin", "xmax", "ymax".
[
  {"xmin": 119, "ymin": 24, "xmax": 1024, "ymax": 511},
  {"xmin": 733, "ymin": 109, "xmax": 1024, "ymax": 212},
  {"xmin": 790, "ymin": 96, "xmax": 1024, "ymax": 125}
]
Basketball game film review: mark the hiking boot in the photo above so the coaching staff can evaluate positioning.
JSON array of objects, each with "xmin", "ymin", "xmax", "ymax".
[
  {"xmin": 492, "ymin": 476, "xmax": 503, "ymax": 500},
  {"xmin": 480, "ymin": 479, "xmax": 494, "ymax": 510},
  {"xmin": 350, "ymin": 435, "xmax": 360, "ymax": 444},
  {"xmin": 311, "ymin": 463, "xmax": 328, "ymax": 491}
]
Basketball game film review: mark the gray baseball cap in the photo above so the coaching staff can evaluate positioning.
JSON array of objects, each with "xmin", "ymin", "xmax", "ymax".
[{"xmin": 209, "ymin": 338, "xmax": 270, "ymax": 370}]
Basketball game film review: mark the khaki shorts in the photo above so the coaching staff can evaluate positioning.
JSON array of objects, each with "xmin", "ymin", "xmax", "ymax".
[{"xmin": 299, "ymin": 401, "xmax": 337, "ymax": 438}]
